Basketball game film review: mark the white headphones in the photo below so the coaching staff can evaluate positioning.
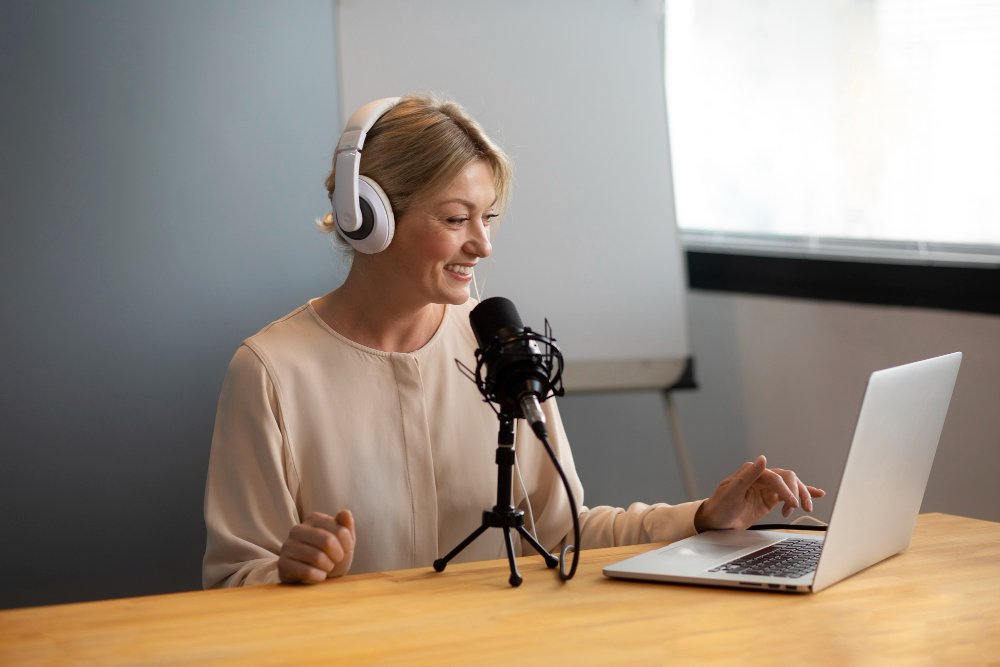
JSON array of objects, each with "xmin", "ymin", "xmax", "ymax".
[{"xmin": 332, "ymin": 97, "xmax": 401, "ymax": 254}]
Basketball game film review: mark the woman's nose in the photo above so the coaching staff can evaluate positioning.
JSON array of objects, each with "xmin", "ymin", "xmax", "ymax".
[{"xmin": 465, "ymin": 224, "xmax": 492, "ymax": 258}]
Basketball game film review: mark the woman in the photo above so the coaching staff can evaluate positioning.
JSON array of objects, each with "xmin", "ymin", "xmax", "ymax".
[{"xmin": 203, "ymin": 94, "xmax": 823, "ymax": 588}]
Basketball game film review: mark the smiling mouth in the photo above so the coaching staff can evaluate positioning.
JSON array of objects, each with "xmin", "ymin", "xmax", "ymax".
[{"xmin": 444, "ymin": 264, "xmax": 475, "ymax": 276}]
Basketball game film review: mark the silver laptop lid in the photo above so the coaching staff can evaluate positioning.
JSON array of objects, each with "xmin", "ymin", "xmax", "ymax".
[{"xmin": 813, "ymin": 352, "xmax": 961, "ymax": 592}]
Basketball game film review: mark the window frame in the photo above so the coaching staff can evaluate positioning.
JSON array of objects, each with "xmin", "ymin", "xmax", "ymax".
[{"xmin": 684, "ymin": 241, "xmax": 1000, "ymax": 316}]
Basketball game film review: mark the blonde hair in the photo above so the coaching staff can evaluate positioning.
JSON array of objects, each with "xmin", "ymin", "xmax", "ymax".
[{"xmin": 318, "ymin": 94, "xmax": 512, "ymax": 248}]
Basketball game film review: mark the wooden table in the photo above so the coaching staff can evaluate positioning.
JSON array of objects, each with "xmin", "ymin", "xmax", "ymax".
[{"xmin": 2, "ymin": 513, "xmax": 998, "ymax": 665}]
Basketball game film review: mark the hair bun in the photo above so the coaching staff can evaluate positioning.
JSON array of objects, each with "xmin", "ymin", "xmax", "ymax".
[{"xmin": 317, "ymin": 211, "xmax": 337, "ymax": 234}]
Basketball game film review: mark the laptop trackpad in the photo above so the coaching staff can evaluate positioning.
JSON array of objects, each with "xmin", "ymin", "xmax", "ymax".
[{"xmin": 661, "ymin": 543, "xmax": 745, "ymax": 560}]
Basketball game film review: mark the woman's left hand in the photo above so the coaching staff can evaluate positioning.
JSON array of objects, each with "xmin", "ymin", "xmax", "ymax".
[{"xmin": 694, "ymin": 455, "xmax": 826, "ymax": 533}]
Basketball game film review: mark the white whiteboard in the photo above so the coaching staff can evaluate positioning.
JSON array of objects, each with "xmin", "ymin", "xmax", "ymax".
[{"xmin": 335, "ymin": 0, "xmax": 691, "ymax": 391}]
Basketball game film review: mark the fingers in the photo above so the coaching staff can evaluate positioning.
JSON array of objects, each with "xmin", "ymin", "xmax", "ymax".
[
  {"xmin": 336, "ymin": 509, "xmax": 354, "ymax": 533},
  {"xmin": 775, "ymin": 469, "xmax": 805, "ymax": 517},
  {"xmin": 277, "ymin": 511, "xmax": 358, "ymax": 585},
  {"xmin": 732, "ymin": 455, "xmax": 767, "ymax": 493},
  {"xmin": 281, "ymin": 539, "xmax": 335, "ymax": 572},
  {"xmin": 304, "ymin": 511, "xmax": 342, "ymax": 535},
  {"xmin": 279, "ymin": 519, "xmax": 338, "ymax": 584},
  {"xmin": 335, "ymin": 509, "xmax": 356, "ymax": 555},
  {"xmin": 319, "ymin": 511, "xmax": 356, "ymax": 578},
  {"xmin": 761, "ymin": 470, "xmax": 827, "ymax": 517},
  {"xmin": 796, "ymin": 477, "xmax": 813, "ymax": 512},
  {"xmin": 305, "ymin": 511, "xmax": 355, "ymax": 560},
  {"xmin": 291, "ymin": 522, "xmax": 346, "ymax": 564},
  {"xmin": 772, "ymin": 472, "xmax": 826, "ymax": 514},
  {"xmin": 278, "ymin": 556, "xmax": 327, "ymax": 584},
  {"xmin": 758, "ymin": 469, "xmax": 799, "ymax": 517}
]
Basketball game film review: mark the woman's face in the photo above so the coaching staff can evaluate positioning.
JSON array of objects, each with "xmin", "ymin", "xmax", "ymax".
[{"xmin": 381, "ymin": 160, "xmax": 496, "ymax": 306}]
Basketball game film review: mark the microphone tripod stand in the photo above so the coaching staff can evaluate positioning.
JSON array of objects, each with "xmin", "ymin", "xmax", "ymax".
[{"xmin": 433, "ymin": 413, "xmax": 558, "ymax": 586}]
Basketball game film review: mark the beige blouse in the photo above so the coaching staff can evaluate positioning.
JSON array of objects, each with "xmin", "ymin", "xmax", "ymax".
[{"xmin": 203, "ymin": 298, "xmax": 703, "ymax": 588}]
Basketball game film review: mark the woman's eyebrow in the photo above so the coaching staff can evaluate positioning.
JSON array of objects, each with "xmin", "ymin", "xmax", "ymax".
[{"xmin": 438, "ymin": 197, "xmax": 499, "ymax": 208}]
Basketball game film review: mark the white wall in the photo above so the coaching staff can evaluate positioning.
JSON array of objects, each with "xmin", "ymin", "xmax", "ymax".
[{"xmin": 563, "ymin": 291, "xmax": 1000, "ymax": 525}]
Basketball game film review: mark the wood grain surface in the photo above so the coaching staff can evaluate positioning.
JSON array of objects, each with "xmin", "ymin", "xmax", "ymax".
[{"xmin": 1, "ymin": 513, "xmax": 998, "ymax": 665}]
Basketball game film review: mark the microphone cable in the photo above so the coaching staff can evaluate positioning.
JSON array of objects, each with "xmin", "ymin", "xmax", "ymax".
[
  {"xmin": 530, "ymin": 420, "xmax": 581, "ymax": 581},
  {"xmin": 513, "ymin": 425, "xmax": 539, "ymax": 543},
  {"xmin": 471, "ymin": 268, "xmax": 481, "ymax": 302}
]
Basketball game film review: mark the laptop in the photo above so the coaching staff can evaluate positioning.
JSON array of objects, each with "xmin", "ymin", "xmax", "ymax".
[{"xmin": 603, "ymin": 352, "xmax": 962, "ymax": 594}]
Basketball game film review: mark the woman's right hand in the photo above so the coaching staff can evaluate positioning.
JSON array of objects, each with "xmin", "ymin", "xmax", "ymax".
[{"xmin": 278, "ymin": 509, "xmax": 356, "ymax": 584}]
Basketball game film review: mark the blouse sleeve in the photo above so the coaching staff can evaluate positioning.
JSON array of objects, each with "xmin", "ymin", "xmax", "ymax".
[
  {"xmin": 516, "ymin": 398, "xmax": 704, "ymax": 553},
  {"xmin": 202, "ymin": 344, "xmax": 301, "ymax": 589}
]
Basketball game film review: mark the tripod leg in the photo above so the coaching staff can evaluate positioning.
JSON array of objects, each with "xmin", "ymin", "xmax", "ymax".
[
  {"xmin": 434, "ymin": 524, "xmax": 489, "ymax": 572},
  {"xmin": 516, "ymin": 526, "xmax": 558, "ymax": 569},
  {"xmin": 503, "ymin": 527, "xmax": 522, "ymax": 587}
]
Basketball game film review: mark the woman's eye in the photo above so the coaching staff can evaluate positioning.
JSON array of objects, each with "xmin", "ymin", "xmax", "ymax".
[
  {"xmin": 484, "ymin": 214, "xmax": 498, "ymax": 225},
  {"xmin": 447, "ymin": 217, "xmax": 468, "ymax": 225}
]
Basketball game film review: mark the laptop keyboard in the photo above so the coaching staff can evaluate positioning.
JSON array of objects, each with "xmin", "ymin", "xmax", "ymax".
[{"xmin": 707, "ymin": 537, "xmax": 821, "ymax": 578}]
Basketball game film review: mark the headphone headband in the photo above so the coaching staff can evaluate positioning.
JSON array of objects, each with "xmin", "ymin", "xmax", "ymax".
[{"xmin": 334, "ymin": 97, "xmax": 401, "ymax": 233}]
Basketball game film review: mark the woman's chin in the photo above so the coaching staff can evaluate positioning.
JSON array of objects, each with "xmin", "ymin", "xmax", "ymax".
[
  {"xmin": 449, "ymin": 291, "xmax": 472, "ymax": 305},
  {"xmin": 437, "ymin": 286, "xmax": 471, "ymax": 306}
]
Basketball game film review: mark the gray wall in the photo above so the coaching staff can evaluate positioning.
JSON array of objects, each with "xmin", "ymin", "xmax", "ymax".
[
  {"xmin": 689, "ymin": 292, "xmax": 1000, "ymax": 525},
  {"xmin": 1, "ymin": 0, "xmax": 344, "ymax": 608}
]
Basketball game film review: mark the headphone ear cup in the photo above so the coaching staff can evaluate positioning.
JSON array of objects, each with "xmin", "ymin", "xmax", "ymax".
[{"xmin": 340, "ymin": 176, "xmax": 395, "ymax": 254}]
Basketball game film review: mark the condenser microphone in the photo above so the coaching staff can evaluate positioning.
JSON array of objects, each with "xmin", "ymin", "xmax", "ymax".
[
  {"xmin": 460, "ymin": 296, "xmax": 578, "ymax": 582},
  {"xmin": 468, "ymin": 297, "xmax": 562, "ymax": 437}
]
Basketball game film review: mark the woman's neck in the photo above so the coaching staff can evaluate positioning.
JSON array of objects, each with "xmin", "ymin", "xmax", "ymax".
[{"xmin": 312, "ymin": 268, "xmax": 445, "ymax": 354}]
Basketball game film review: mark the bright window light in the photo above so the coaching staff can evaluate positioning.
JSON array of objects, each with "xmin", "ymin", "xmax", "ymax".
[{"xmin": 666, "ymin": 0, "xmax": 1000, "ymax": 255}]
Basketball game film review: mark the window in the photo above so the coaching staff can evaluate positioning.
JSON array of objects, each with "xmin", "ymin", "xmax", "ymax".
[{"xmin": 666, "ymin": 0, "xmax": 1000, "ymax": 267}]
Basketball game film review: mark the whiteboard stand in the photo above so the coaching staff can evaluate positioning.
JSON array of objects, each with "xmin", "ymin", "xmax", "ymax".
[
  {"xmin": 662, "ymin": 357, "xmax": 700, "ymax": 502},
  {"xmin": 662, "ymin": 392, "xmax": 699, "ymax": 501}
]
